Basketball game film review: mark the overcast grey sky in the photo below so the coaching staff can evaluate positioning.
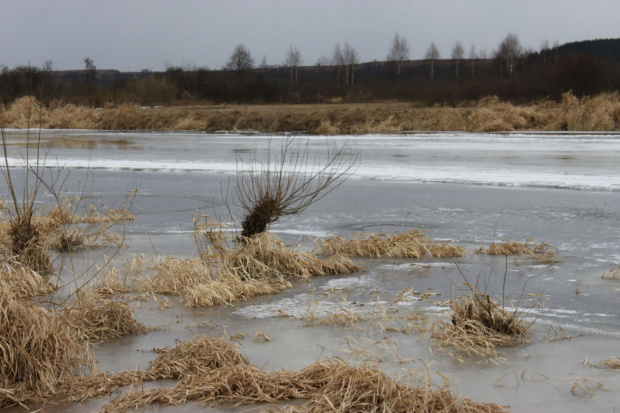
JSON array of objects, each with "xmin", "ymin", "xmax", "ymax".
[{"xmin": 1, "ymin": 0, "xmax": 618, "ymax": 71}]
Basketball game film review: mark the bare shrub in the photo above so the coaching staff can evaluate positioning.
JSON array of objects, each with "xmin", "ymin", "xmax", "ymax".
[{"xmin": 232, "ymin": 137, "xmax": 359, "ymax": 239}]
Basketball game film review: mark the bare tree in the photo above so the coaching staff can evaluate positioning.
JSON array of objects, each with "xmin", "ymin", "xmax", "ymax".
[
  {"xmin": 232, "ymin": 137, "xmax": 359, "ymax": 239},
  {"xmin": 424, "ymin": 42, "xmax": 440, "ymax": 81},
  {"xmin": 332, "ymin": 43, "xmax": 345, "ymax": 84},
  {"xmin": 284, "ymin": 45, "xmax": 303, "ymax": 82},
  {"xmin": 468, "ymin": 45, "xmax": 477, "ymax": 77},
  {"xmin": 83, "ymin": 57, "xmax": 96, "ymax": 71},
  {"xmin": 387, "ymin": 33, "xmax": 409, "ymax": 78},
  {"xmin": 343, "ymin": 42, "xmax": 359, "ymax": 85},
  {"xmin": 497, "ymin": 33, "xmax": 523, "ymax": 77},
  {"xmin": 451, "ymin": 41, "xmax": 464, "ymax": 80},
  {"xmin": 316, "ymin": 56, "xmax": 332, "ymax": 67},
  {"xmin": 259, "ymin": 55, "xmax": 268, "ymax": 69},
  {"xmin": 224, "ymin": 44, "xmax": 255, "ymax": 71}
]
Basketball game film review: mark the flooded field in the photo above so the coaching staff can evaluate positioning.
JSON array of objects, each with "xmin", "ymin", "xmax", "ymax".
[{"xmin": 2, "ymin": 130, "xmax": 620, "ymax": 412}]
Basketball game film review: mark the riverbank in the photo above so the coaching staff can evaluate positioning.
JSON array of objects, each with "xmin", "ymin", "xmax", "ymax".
[{"xmin": 2, "ymin": 92, "xmax": 620, "ymax": 133}]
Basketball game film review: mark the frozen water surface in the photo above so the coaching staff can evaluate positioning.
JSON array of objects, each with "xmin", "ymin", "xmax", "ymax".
[{"xmin": 2, "ymin": 130, "xmax": 620, "ymax": 412}]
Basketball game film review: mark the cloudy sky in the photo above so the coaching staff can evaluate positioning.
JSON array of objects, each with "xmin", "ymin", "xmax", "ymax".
[{"xmin": 1, "ymin": 0, "xmax": 618, "ymax": 71}]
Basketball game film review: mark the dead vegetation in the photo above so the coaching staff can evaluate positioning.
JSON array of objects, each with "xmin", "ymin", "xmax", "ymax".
[
  {"xmin": 93, "ymin": 335, "xmax": 504, "ymax": 413},
  {"xmin": 475, "ymin": 239, "xmax": 559, "ymax": 264},
  {"xmin": 316, "ymin": 230, "xmax": 467, "ymax": 259},
  {"xmin": 589, "ymin": 356, "xmax": 620, "ymax": 369},
  {"xmin": 432, "ymin": 286, "xmax": 530, "ymax": 362},
  {"xmin": 601, "ymin": 266, "xmax": 620, "ymax": 280},
  {"xmin": 0, "ymin": 280, "xmax": 95, "ymax": 408},
  {"xmin": 62, "ymin": 291, "xmax": 148, "ymax": 343},
  {"xmin": 4, "ymin": 92, "xmax": 620, "ymax": 133},
  {"xmin": 145, "ymin": 230, "xmax": 364, "ymax": 307}
]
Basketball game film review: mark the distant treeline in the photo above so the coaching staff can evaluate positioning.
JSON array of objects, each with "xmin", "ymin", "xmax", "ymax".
[{"xmin": 2, "ymin": 38, "xmax": 620, "ymax": 107}]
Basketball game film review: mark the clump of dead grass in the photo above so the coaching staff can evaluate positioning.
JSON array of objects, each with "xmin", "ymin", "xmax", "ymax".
[
  {"xmin": 316, "ymin": 230, "xmax": 467, "ymax": 259},
  {"xmin": 0, "ymin": 281, "xmax": 95, "ymax": 407},
  {"xmin": 475, "ymin": 239, "xmax": 559, "ymax": 264},
  {"xmin": 589, "ymin": 356, "xmax": 620, "ymax": 369},
  {"xmin": 224, "ymin": 232, "xmax": 364, "ymax": 280},
  {"xmin": 432, "ymin": 287, "xmax": 530, "ymax": 362},
  {"xmin": 62, "ymin": 291, "xmax": 148, "ymax": 343},
  {"xmin": 0, "ymin": 259, "xmax": 56, "ymax": 298},
  {"xmin": 601, "ymin": 266, "xmax": 620, "ymax": 280},
  {"xmin": 148, "ymin": 334, "xmax": 249, "ymax": 378},
  {"xmin": 100, "ymin": 357, "xmax": 505, "ymax": 413}
]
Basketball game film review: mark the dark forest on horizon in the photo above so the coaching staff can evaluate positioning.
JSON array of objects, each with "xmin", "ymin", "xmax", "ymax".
[{"xmin": 2, "ymin": 36, "xmax": 620, "ymax": 108}]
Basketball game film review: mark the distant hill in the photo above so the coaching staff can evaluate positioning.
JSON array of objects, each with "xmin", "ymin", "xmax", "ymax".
[{"xmin": 556, "ymin": 38, "xmax": 620, "ymax": 63}]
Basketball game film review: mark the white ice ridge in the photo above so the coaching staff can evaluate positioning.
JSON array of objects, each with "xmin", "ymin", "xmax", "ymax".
[{"xmin": 6, "ymin": 156, "xmax": 619, "ymax": 192}]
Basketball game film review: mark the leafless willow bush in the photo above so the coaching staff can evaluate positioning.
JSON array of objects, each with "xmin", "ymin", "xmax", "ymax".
[{"xmin": 231, "ymin": 137, "xmax": 359, "ymax": 239}]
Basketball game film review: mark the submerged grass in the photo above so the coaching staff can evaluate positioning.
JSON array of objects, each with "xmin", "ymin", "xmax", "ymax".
[{"xmin": 316, "ymin": 230, "xmax": 467, "ymax": 259}]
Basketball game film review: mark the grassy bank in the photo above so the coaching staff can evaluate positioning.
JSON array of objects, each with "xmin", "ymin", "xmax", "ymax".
[{"xmin": 3, "ymin": 92, "xmax": 620, "ymax": 133}]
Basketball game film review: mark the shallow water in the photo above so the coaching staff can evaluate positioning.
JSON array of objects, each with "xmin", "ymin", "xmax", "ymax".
[{"xmin": 2, "ymin": 130, "xmax": 620, "ymax": 412}]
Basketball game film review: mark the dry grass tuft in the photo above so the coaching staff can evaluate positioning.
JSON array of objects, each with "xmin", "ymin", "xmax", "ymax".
[
  {"xmin": 181, "ymin": 232, "xmax": 362, "ymax": 307},
  {"xmin": 62, "ymin": 291, "xmax": 148, "ymax": 343},
  {"xmin": 184, "ymin": 274, "xmax": 291, "ymax": 307},
  {"xmin": 145, "ymin": 256, "xmax": 210, "ymax": 294},
  {"xmin": 8, "ymin": 216, "xmax": 54, "ymax": 275},
  {"xmin": 317, "ymin": 230, "xmax": 467, "ymax": 259},
  {"xmin": 148, "ymin": 334, "xmax": 249, "ymax": 378},
  {"xmin": 224, "ymin": 232, "xmax": 364, "ymax": 280},
  {"xmin": 475, "ymin": 239, "xmax": 559, "ymax": 264},
  {"xmin": 100, "ymin": 358, "xmax": 505, "ymax": 413},
  {"xmin": 601, "ymin": 266, "xmax": 620, "ymax": 280},
  {"xmin": 0, "ymin": 259, "xmax": 56, "ymax": 298},
  {"xmin": 590, "ymin": 356, "xmax": 620, "ymax": 369},
  {"xmin": 0, "ymin": 280, "xmax": 95, "ymax": 407},
  {"xmin": 432, "ymin": 288, "xmax": 530, "ymax": 362}
]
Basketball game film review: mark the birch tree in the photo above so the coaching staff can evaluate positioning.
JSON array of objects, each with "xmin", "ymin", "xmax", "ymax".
[
  {"xmin": 424, "ymin": 42, "xmax": 440, "ymax": 81},
  {"xmin": 284, "ymin": 45, "xmax": 302, "ymax": 82},
  {"xmin": 387, "ymin": 33, "xmax": 409, "ymax": 78},
  {"xmin": 343, "ymin": 42, "xmax": 359, "ymax": 85},
  {"xmin": 332, "ymin": 43, "xmax": 345, "ymax": 84},
  {"xmin": 451, "ymin": 41, "xmax": 464, "ymax": 79},
  {"xmin": 497, "ymin": 33, "xmax": 522, "ymax": 77}
]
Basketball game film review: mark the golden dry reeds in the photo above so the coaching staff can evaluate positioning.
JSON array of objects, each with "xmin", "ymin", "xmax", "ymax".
[
  {"xmin": 0, "ymin": 281, "xmax": 95, "ymax": 407},
  {"xmin": 316, "ymin": 230, "xmax": 468, "ymax": 259},
  {"xmin": 601, "ymin": 266, "xmax": 620, "ymax": 280},
  {"xmin": 62, "ymin": 291, "xmax": 148, "ymax": 343},
  {"xmin": 184, "ymin": 274, "xmax": 291, "ymax": 307},
  {"xmin": 475, "ymin": 239, "xmax": 559, "ymax": 264},
  {"xmin": 432, "ymin": 288, "xmax": 530, "ymax": 362},
  {"xmin": 3, "ymin": 93, "xmax": 620, "ymax": 133},
  {"xmin": 224, "ymin": 233, "xmax": 364, "ymax": 280},
  {"xmin": 100, "ymin": 357, "xmax": 505, "ymax": 413},
  {"xmin": 0, "ymin": 259, "xmax": 56, "ymax": 298},
  {"xmin": 148, "ymin": 334, "xmax": 249, "ymax": 378},
  {"xmin": 153, "ymin": 231, "xmax": 363, "ymax": 307},
  {"xmin": 590, "ymin": 356, "xmax": 620, "ymax": 369}
]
